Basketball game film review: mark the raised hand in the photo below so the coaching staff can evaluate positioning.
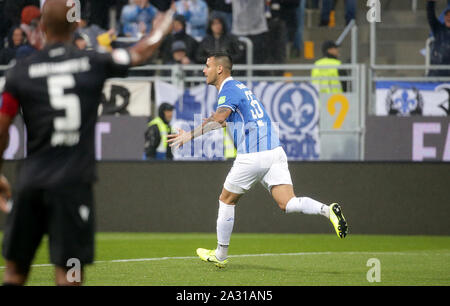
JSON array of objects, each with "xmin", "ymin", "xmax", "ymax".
[{"xmin": 167, "ymin": 128, "xmax": 192, "ymax": 149}]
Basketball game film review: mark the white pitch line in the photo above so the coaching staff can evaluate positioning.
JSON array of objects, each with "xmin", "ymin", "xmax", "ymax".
[{"xmin": 0, "ymin": 251, "xmax": 449, "ymax": 269}]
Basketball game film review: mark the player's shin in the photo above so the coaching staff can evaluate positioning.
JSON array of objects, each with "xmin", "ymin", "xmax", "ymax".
[
  {"xmin": 285, "ymin": 197, "xmax": 330, "ymax": 218},
  {"xmin": 215, "ymin": 201, "xmax": 235, "ymax": 261},
  {"xmin": 2, "ymin": 261, "xmax": 29, "ymax": 286}
]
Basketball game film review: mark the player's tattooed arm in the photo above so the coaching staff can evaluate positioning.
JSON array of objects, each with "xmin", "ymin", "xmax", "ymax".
[
  {"xmin": 202, "ymin": 107, "xmax": 230, "ymax": 130},
  {"xmin": 168, "ymin": 107, "xmax": 232, "ymax": 149},
  {"xmin": 193, "ymin": 107, "xmax": 231, "ymax": 137},
  {"xmin": 212, "ymin": 107, "xmax": 232, "ymax": 125}
]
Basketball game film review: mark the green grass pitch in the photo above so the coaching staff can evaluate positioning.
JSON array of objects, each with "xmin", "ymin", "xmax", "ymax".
[{"xmin": 0, "ymin": 233, "xmax": 449, "ymax": 286}]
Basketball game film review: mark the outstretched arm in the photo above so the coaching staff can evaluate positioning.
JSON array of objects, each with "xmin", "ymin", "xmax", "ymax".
[
  {"xmin": 167, "ymin": 107, "xmax": 232, "ymax": 149},
  {"xmin": 128, "ymin": 4, "xmax": 176, "ymax": 66}
]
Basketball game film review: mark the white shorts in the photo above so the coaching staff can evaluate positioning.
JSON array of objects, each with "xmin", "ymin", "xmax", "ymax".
[{"xmin": 224, "ymin": 146, "xmax": 293, "ymax": 194}]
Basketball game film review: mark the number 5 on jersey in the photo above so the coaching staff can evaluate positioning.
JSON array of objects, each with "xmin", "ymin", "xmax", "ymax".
[{"xmin": 48, "ymin": 75, "xmax": 81, "ymax": 147}]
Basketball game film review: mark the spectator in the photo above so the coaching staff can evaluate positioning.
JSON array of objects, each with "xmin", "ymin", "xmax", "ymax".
[
  {"xmin": 437, "ymin": 3, "xmax": 450, "ymax": 23},
  {"xmin": 0, "ymin": 26, "xmax": 26, "ymax": 65},
  {"xmin": 12, "ymin": 5, "xmax": 44, "ymax": 60},
  {"xmin": 120, "ymin": 0, "xmax": 158, "ymax": 39},
  {"xmin": 77, "ymin": 10, "xmax": 117, "ymax": 52},
  {"xmin": 311, "ymin": 40, "xmax": 347, "ymax": 93},
  {"xmin": 170, "ymin": 40, "xmax": 191, "ymax": 65},
  {"xmin": 164, "ymin": 40, "xmax": 201, "ymax": 86},
  {"xmin": 3, "ymin": 0, "xmax": 40, "ymax": 27},
  {"xmin": 427, "ymin": 3, "xmax": 450, "ymax": 35},
  {"xmin": 159, "ymin": 14, "xmax": 199, "ymax": 64},
  {"xmin": 175, "ymin": 0, "xmax": 209, "ymax": 41},
  {"xmin": 196, "ymin": 16, "xmax": 244, "ymax": 65},
  {"xmin": 145, "ymin": 103, "xmax": 175, "ymax": 160},
  {"xmin": 73, "ymin": 32, "xmax": 87, "ymax": 50},
  {"xmin": 427, "ymin": 0, "xmax": 450, "ymax": 76},
  {"xmin": 20, "ymin": 5, "xmax": 45, "ymax": 51},
  {"xmin": 231, "ymin": 0, "xmax": 268, "ymax": 70},
  {"xmin": 273, "ymin": 0, "xmax": 300, "ymax": 45},
  {"xmin": 121, "ymin": 1, "xmax": 141, "ymax": 37},
  {"xmin": 265, "ymin": 1, "xmax": 288, "ymax": 73},
  {"xmin": 293, "ymin": 0, "xmax": 305, "ymax": 57},
  {"xmin": 206, "ymin": 0, "xmax": 232, "ymax": 33},
  {"xmin": 319, "ymin": 0, "xmax": 356, "ymax": 27}
]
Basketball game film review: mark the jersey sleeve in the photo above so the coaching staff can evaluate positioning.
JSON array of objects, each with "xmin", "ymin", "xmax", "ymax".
[
  {"xmin": 0, "ymin": 69, "xmax": 20, "ymax": 118},
  {"xmin": 216, "ymin": 88, "xmax": 240, "ymax": 112},
  {"xmin": 94, "ymin": 49, "xmax": 132, "ymax": 79}
]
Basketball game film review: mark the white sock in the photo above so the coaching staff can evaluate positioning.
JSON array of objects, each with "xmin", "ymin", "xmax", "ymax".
[
  {"xmin": 215, "ymin": 201, "xmax": 235, "ymax": 260},
  {"xmin": 215, "ymin": 244, "xmax": 228, "ymax": 261},
  {"xmin": 285, "ymin": 197, "xmax": 329, "ymax": 218}
]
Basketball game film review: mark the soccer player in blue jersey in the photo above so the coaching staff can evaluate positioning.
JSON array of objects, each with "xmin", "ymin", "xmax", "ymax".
[{"xmin": 168, "ymin": 52, "xmax": 348, "ymax": 268}]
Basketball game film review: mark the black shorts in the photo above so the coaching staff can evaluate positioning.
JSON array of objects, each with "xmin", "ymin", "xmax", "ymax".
[{"xmin": 2, "ymin": 183, "xmax": 95, "ymax": 268}]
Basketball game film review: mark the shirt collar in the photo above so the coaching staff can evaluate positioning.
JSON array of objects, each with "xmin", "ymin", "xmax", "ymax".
[{"xmin": 218, "ymin": 76, "xmax": 233, "ymax": 94}]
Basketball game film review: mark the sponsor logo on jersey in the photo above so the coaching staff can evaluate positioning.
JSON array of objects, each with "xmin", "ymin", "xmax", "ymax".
[{"xmin": 218, "ymin": 96, "xmax": 226, "ymax": 105}]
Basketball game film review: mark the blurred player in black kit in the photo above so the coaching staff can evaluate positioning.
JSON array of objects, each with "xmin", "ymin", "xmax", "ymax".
[{"xmin": 0, "ymin": 0, "xmax": 175, "ymax": 286}]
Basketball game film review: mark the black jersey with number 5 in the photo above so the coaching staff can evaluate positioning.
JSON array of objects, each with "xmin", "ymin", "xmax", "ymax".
[{"xmin": 2, "ymin": 43, "xmax": 131, "ymax": 188}]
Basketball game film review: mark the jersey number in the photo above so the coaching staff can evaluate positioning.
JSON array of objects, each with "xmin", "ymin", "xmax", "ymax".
[
  {"xmin": 245, "ymin": 90, "xmax": 264, "ymax": 126},
  {"xmin": 48, "ymin": 75, "xmax": 81, "ymax": 146}
]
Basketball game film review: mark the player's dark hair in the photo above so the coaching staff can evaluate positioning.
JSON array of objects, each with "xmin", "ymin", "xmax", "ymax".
[{"xmin": 207, "ymin": 51, "xmax": 233, "ymax": 72}]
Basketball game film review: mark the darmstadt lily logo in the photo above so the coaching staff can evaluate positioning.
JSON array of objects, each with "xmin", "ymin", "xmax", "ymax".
[
  {"xmin": 280, "ymin": 91, "xmax": 314, "ymax": 129},
  {"xmin": 276, "ymin": 87, "xmax": 316, "ymax": 133},
  {"xmin": 386, "ymin": 86, "xmax": 423, "ymax": 116},
  {"xmin": 393, "ymin": 90, "xmax": 417, "ymax": 115},
  {"xmin": 269, "ymin": 83, "xmax": 319, "ymax": 160}
]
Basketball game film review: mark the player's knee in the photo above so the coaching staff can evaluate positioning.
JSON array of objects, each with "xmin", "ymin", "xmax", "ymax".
[
  {"xmin": 219, "ymin": 188, "xmax": 241, "ymax": 205},
  {"xmin": 219, "ymin": 194, "xmax": 236, "ymax": 205}
]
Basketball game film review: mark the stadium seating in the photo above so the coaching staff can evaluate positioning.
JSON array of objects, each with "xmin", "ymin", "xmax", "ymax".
[{"xmin": 292, "ymin": 0, "xmax": 449, "ymax": 77}]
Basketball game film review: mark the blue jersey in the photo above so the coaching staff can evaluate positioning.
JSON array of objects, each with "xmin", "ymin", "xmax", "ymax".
[{"xmin": 216, "ymin": 78, "xmax": 280, "ymax": 154}]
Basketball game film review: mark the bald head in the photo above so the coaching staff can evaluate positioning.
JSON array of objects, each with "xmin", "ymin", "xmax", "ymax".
[{"xmin": 41, "ymin": 0, "xmax": 78, "ymax": 41}]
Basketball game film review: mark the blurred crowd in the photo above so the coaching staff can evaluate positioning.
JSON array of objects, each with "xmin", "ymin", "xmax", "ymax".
[
  {"xmin": 0, "ymin": 0, "xmax": 449, "ymax": 77},
  {"xmin": 0, "ymin": 0, "xmax": 359, "ymax": 67}
]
